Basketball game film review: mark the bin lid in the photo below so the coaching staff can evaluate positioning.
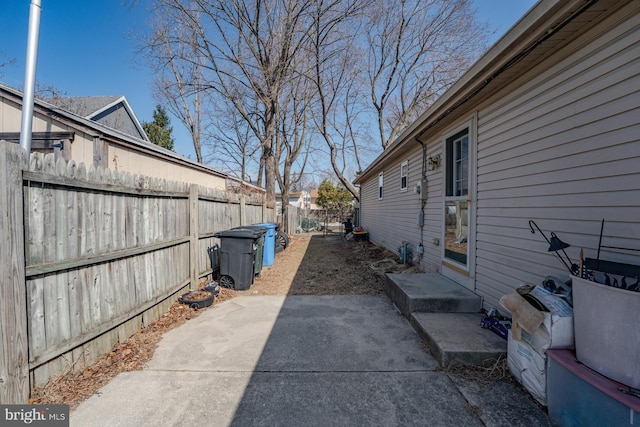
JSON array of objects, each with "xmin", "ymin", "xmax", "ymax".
[
  {"xmin": 214, "ymin": 228, "xmax": 262, "ymax": 239},
  {"xmin": 254, "ymin": 222, "xmax": 278, "ymax": 229},
  {"xmin": 235, "ymin": 225, "xmax": 267, "ymax": 235}
]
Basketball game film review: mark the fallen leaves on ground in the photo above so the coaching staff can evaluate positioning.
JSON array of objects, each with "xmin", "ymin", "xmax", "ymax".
[{"xmin": 30, "ymin": 302, "xmax": 202, "ymax": 409}]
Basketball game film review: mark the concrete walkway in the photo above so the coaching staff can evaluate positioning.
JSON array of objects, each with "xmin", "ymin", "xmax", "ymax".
[{"xmin": 71, "ymin": 296, "xmax": 553, "ymax": 426}]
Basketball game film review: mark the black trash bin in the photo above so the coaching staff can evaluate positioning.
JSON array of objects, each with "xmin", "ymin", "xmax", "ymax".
[
  {"xmin": 343, "ymin": 218, "xmax": 353, "ymax": 235},
  {"xmin": 213, "ymin": 228, "xmax": 262, "ymax": 290},
  {"xmin": 207, "ymin": 243, "xmax": 221, "ymax": 280},
  {"xmin": 233, "ymin": 225, "xmax": 267, "ymax": 276}
]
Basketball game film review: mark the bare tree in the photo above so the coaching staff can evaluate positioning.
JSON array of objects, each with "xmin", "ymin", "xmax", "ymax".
[
  {"xmin": 141, "ymin": 0, "xmax": 489, "ymax": 204},
  {"xmin": 0, "ymin": 53, "xmax": 15, "ymax": 78},
  {"xmin": 275, "ymin": 71, "xmax": 314, "ymax": 231},
  {"xmin": 367, "ymin": 0, "xmax": 488, "ymax": 149},
  {"xmin": 306, "ymin": 0, "xmax": 374, "ymax": 200},
  {"xmin": 33, "ymin": 83, "xmax": 68, "ymax": 101},
  {"xmin": 206, "ymin": 99, "xmax": 261, "ymax": 182},
  {"xmin": 142, "ymin": 9, "xmax": 209, "ymax": 162},
  {"xmin": 309, "ymin": 36, "xmax": 365, "ymax": 199},
  {"xmin": 146, "ymin": 0, "xmax": 322, "ymax": 204},
  {"xmin": 306, "ymin": 0, "xmax": 487, "ymax": 199},
  {"xmin": 156, "ymin": 45, "xmax": 206, "ymax": 161}
]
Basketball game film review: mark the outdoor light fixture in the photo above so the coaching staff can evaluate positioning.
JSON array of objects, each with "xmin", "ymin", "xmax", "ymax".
[
  {"xmin": 427, "ymin": 154, "xmax": 441, "ymax": 170},
  {"xmin": 528, "ymin": 220, "xmax": 579, "ymax": 275}
]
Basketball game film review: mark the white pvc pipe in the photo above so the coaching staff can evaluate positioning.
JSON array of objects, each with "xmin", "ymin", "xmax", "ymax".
[{"xmin": 19, "ymin": 0, "xmax": 42, "ymax": 161}]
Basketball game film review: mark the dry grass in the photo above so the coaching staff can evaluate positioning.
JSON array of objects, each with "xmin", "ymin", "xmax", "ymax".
[
  {"xmin": 243, "ymin": 232, "xmax": 402, "ymax": 296},
  {"xmin": 438, "ymin": 356, "xmax": 513, "ymax": 386}
]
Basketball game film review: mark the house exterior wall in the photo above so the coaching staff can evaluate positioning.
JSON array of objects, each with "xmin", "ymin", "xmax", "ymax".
[
  {"xmin": 357, "ymin": 0, "xmax": 640, "ymax": 310},
  {"xmin": 0, "ymin": 95, "xmax": 227, "ymax": 190},
  {"xmin": 0, "ymin": 96, "xmax": 95, "ymax": 165},
  {"xmin": 107, "ymin": 143, "xmax": 227, "ymax": 188},
  {"xmin": 473, "ymin": 2, "xmax": 640, "ymax": 309},
  {"xmin": 359, "ymin": 142, "xmax": 445, "ymax": 271}
]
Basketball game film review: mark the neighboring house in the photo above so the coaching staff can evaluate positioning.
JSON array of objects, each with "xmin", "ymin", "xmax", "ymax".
[
  {"xmin": 276, "ymin": 189, "xmax": 320, "ymax": 213},
  {"xmin": 293, "ymin": 189, "xmax": 320, "ymax": 211},
  {"xmin": 47, "ymin": 95, "xmax": 148, "ymax": 141},
  {"xmin": 0, "ymin": 83, "xmax": 254, "ymax": 191},
  {"xmin": 354, "ymin": 0, "xmax": 640, "ymax": 310}
]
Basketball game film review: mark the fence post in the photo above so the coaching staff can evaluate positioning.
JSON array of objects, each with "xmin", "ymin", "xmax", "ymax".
[
  {"xmin": 0, "ymin": 141, "xmax": 29, "ymax": 403},
  {"xmin": 189, "ymin": 184, "xmax": 199, "ymax": 289},
  {"xmin": 239, "ymin": 194, "xmax": 246, "ymax": 226}
]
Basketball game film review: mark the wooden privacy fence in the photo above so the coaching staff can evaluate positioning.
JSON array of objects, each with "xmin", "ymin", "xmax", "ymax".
[{"xmin": 0, "ymin": 140, "xmax": 272, "ymax": 403}]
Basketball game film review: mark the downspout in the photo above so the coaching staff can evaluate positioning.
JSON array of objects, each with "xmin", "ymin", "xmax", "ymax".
[
  {"xmin": 19, "ymin": 0, "xmax": 42, "ymax": 163},
  {"xmin": 415, "ymin": 138, "xmax": 427, "ymax": 263}
]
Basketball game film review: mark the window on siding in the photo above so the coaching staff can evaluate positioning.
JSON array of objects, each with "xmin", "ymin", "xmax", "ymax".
[
  {"xmin": 445, "ymin": 129, "xmax": 469, "ymax": 197},
  {"xmin": 400, "ymin": 161, "xmax": 408, "ymax": 191},
  {"xmin": 378, "ymin": 173, "xmax": 384, "ymax": 200}
]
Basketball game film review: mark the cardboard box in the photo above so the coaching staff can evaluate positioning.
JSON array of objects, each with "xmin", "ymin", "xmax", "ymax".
[{"xmin": 507, "ymin": 330, "xmax": 547, "ymax": 406}]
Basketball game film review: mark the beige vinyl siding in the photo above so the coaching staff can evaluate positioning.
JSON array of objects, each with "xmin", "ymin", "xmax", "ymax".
[
  {"xmin": 359, "ymin": 142, "xmax": 444, "ymax": 272},
  {"xmin": 421, "ymin": 140, "xmax": 445, "ymax": 273},
  {"xmin": 359, "ymin": 147, "xmax": 417, "ymax": 255},
  {"xmin": 475, "ymin": 4, "xmax": 640, "ymax": 309}
]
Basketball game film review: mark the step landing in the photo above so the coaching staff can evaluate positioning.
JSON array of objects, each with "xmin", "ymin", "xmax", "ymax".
[{"xmin": 383, "ymin": 272, "xmax": 481, "ymax": 317}]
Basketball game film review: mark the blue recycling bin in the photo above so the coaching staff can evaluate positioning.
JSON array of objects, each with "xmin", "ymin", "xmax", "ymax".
[{"xmin": 255, "ymin": 223, "xmax": 276, "ymax": 266}]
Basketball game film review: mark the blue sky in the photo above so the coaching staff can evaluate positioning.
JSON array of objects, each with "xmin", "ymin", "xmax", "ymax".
[{"xmin": 1, "ymin": 0, "xmax": 538, "ymax": 161}]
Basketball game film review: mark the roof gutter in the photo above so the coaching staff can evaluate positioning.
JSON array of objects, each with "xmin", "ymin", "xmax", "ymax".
[{"xmin": 19, "ymin": 0, "xmax": 42, "ymax": 163}]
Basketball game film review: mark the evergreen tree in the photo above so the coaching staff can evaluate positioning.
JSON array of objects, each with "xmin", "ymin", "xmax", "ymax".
[
  {"xmin": 316, "ymin": 179, "xmax": 352, "ymax": 211},
  {"xmin": 143, "ymin": 105, "xmax": 175, "ymax": 151}
]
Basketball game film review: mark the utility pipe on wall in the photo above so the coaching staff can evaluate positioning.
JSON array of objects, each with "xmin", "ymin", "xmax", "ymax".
[{"xmin": 19, "ymin": 0, "xmax": 42, "ymax": 162}]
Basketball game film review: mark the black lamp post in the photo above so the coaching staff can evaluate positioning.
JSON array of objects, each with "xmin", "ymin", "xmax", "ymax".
[{"xmin": 528, "ymin": 220, "xmax": 579, "ymax": 275}]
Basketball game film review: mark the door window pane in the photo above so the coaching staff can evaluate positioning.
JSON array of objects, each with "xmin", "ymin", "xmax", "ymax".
[{"xmin": 444, "ymin": 201, "xmax": 468, "ymax": 265}]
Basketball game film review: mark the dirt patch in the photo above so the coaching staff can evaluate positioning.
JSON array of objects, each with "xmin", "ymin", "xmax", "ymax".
[
  {"xmin": 243, "ymin": 233, "xmax": 403, "ymax": 295},
  {"xmin": 30, "ymin": 231, "xmax": 415, "ymax": 408}
]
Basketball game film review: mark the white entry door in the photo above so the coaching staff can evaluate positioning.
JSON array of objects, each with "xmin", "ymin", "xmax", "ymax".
[{"xmin": 442, "ymin": 124, "xmax": 475, "ymax": 289}]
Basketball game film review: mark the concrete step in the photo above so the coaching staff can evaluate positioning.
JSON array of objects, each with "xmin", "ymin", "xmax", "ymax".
[
  {"xmin": 383, "ymin": 273, "xmax": 506, "ymax": 366},
  {"xmin": 411, "ymin": 312, "xmax": 507, "ymax": 367},
  {"xmin": 383, "ymin": 273, "xmax": 482, "ymax": 318}
]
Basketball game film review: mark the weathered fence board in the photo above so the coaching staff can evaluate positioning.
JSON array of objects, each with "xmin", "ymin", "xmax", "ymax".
[{"xmin": 0, "ymin": 142, "xmax": 28, "ymax": 404}]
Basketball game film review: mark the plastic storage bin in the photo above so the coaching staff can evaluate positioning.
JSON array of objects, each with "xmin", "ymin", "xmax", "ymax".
[
  {"xmin": 573, "ymin": 276, "xmax": 640, "ymax": 388},
  {"xmin": 547, "ymin": 349, "xmax": 640, "ymax": 427},
  {"xmin": 213, "ymin": 228, "xmax": 261, "ymax": 290}
]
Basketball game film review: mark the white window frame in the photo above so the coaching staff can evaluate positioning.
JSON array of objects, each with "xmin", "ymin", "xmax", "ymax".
[
  {"xmin": 378, "ymin": 173, "xmax": 384, "ymax": 200},
  {"xmin": 441, "ymin": 117, "xmax": 476, "ymax": 281},
  {"xmin": 400, "ymin": 160, "xmax": 408, "ymax": 192}
]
